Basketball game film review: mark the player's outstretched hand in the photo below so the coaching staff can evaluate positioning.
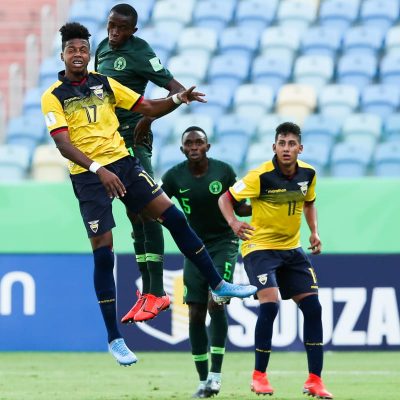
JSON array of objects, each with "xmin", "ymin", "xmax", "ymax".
[
  {"xmin": 230, "ymin": 220, "xmax": 255, "ymax": 241},
  {"xmin": 97, "ymin": 167, "xmax": 127, "ymax": 199},
  {"xmin": 178, "ymin": 86, "xmax": 206, "ymax": 104}
]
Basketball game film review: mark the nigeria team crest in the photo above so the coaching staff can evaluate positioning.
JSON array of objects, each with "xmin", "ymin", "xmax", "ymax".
[{"xmin": 209, "ymin": 180, "xmax": 222, "ymax": 194}]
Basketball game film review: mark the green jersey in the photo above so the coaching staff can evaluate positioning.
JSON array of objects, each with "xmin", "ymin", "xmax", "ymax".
[
  {"xmin": 161, "ymin": 158, "xmax": 238, "ymax": 244},
  {"xmin": 94, "ymin": 35, "xmax": 173, "ymax": 131}
]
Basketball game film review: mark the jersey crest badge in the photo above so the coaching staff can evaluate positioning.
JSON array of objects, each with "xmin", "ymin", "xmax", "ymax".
[
  {"xmin": 88, "ymin": 220, "xmax": 99, "ymax": 233},
  {"xmin": 90, "ymin": 85, "xmax": 104, "ymax": 100},
  {"xmin": 297, "ymin": 181, "xmax": 309, "ymax": 196},
  {"xmin": 257, "ymin": 273, "xmax": 268, "ymax": 285},
  {"xmin": 114, "ymin": 56, "xmax": 127, "ymax": 71},
  {"xmin": 209, "ymin": 180, "xmax": 222, "ymax": 194}
]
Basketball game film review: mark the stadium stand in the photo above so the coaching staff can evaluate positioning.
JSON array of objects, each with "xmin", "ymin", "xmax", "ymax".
[
  {"xmin": 31, "ymin": 144, "xmax": 68, "ymax": 181},
  {"xmin": 0, "ymin": 144, "xmax": 31, "ymax": 181},
  {"xmin": 373, "ymin": 141, "xmax": 400, "ymax": 176},
  {"xmin": 233, "ymin": 84, "xmax": 274, "ymax": 118},
  {"xmin": 319, "ymin": 84, "xmax": 359, "ymax": 118}
]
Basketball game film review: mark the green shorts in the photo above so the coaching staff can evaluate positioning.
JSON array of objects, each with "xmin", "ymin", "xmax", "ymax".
[{"xmin": 183, "ymin": 238, "xmax": 239, "ymax": 304}]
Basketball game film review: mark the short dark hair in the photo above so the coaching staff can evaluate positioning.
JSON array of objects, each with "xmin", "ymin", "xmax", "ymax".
[
  {"xmin": 181, "ymin": 126, "xmax": 208, "ymax": 142},
  {"xmin": 60, "ymin": 22, "xmax": 91, "ymax": 50},
  {"xmin": 110, "ymin": 3, "xmax": 138, "ymax": 27},
  {"xmin": 275, "ymin": 122, "xmax": 302, "ymax": 143}
]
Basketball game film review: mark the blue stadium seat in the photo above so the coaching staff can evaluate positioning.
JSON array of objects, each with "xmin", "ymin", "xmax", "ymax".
[
  {"xmin": 22, "ymin": 88, "xmax": 43, "ymax": 116},
  {"xmin": 0, "ymin": 144, "xmax": 31, "ymax": 181},
  {"xmin": 383, "ymin": 113, "xmax": 400, "ymax": 142},
  {"xmin": 189, "ymin": 84, "xmax": 234, "ymax": 119},
  {"xmin": 233, "ymin": 84, "xmax": 274, "ymax": 118},
  {"xmin": 215, "ymin": 114, "xmax": 257, "ymax": 140},
  {"xmin": 300, "ymin": 26, "xmax": 342, "ymax": 57},
  {"xmin": 207, "ymin": 54, "xmax": 250, "ymax": 90},
  {"xmin": 319, "ymin": 84, "xmax": 359, "ymax": 118},
  {"xmin": 218, "ymin": 26, "xmax": 260, "ymax": 59},
  {"xmin": 342, "ymin": 113, "xmax": 382, "ymax": 146},
  {"xmin": 251, "ymin": 53, "xmax": 293, "ymax": 95},
  {"xmin": 177, "ymin": 27, "xmax": 217, "ymax": 60},
  {"xmin": 302, "ymin": 114, "xmax": 341, "ymax": 147},
  {"xmin": 293, "ymin": 55, "xmax": 334, "ymax": 91},
  {"xmin": 39, "ymin": 56, "xmax": 65, "ymax": 90},
  {"xmin": 192, "ymin": 0, "xmax": 236, "ymax": 34},
  {"xmin": 385, "ymin": 26, "xmax": 400, "ymax": 56},
  {"xmin": 68, "ymin": 0, "xmax": 108, "ymax": 34},
  {"xmin": 319, "ymin": 0, "xmax": 360, "ymax": 32},
  {"xmin": 246, "ymin": 141, "xmax": 275, "ymax": 170},
  {"xmin": 336, "ymin": 53, "xmax": 377, "ymax": 91},
  {"xmin": 331, "ymin": 141, "xmax": 373, "ymax": 177},
  {"xmin": 151, "ymin": 0, "xmax": 194, "ymax": 32},
  {"xmin": 140, "ymin": 26, "xmax": 180, "ymax": 63},
  {"xmin": 157, "ymin": 143, "xmax": 185, "ymax": 176},
  {"xmin": 235, "ymin": 0, "xmax": 278, "ymax": 34},
  {"xmin": 276, "ymin": 0, "xmax": 317, "ymax": 33},
  {"xmin": 380, "ymin": 54, "xmax": 400, "ymax": 85},
  {"xmin": 210, "ymin": 133, "xmax": 250, "ymax": 172},
  {"xmin": 373, "ymin": 141, "xmax": 400, "ymax": 176},
  {"xmin": 256, "ymin": 114, "xmax": 293, "ymax": 144},
  {"xmin": 360, "ymin": 84, "xmax": 400, "ymax": 119},
  {"xmin": 342, "ymin": 26, "xmax": 384, "ymax": 56},
  {"xmin": 360, "ymin": 0, "xmax": 399, "ymax": 32},
  {"xmin": 151, "ymin": 110, "xmax": 180, "ymax": 145},
  {"xmin": 6, "ymin": 114, "xmax": 46, "ymax": 155},
  {"xmin": 167, "ymin": 54, "xmax": 209, "ymax": 88},
  {"xmin": 260, "ymin": 27, "xmax": 301, "ymax": 59},
  {"xmin": 299, "ymin": 142, "xmax": 331, "ymax": 176},
  {"xmin": 171, "ymin": 114, "xmax": 215, "ymax": 141}
]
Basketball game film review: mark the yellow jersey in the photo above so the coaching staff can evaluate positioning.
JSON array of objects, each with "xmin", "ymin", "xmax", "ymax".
[
  {"xmin": 41, "ymin": 71, "xmax": 142, "ymax": 174},
  {"xmin": 229, "ymin": 156, "xmax": 317, "ymax": 256}
]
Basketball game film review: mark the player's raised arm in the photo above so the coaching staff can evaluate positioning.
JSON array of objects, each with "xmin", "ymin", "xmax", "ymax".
[{"xmin": 134, "ymin": 86, "xmax": 206, "ymax": 118}]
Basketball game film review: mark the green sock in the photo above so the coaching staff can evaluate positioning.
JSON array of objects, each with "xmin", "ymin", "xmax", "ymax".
[
  {"xmin": 143, "ymin": 221, "xmax": 164, "ymax": 296},
  {"xmin": 132, "ymin": 223, "xmax": 150, "ymax": 294},
  {"xmin": 189, "ymin": 321, "xmax": 209, "ymax": 381},
  {"xmin": 209, "ymin": 308, "xmax": 228, "ymax": 373}
]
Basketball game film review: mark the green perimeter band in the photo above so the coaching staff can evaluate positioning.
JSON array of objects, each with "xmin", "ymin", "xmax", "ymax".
[
  {"xmin": 136, "ymin": 254, "xmax": 146, "ymax": 262},
  {"xmin": 193, "ymin": 354, "xmax": 208, "ymax": 362},
  {"xmin": 210, "ymin": 347, "xmax": 225, "ymax": 355},
  {"xmin": 146, "ymin": 253, "xmax": 164, "ymax": 262}
]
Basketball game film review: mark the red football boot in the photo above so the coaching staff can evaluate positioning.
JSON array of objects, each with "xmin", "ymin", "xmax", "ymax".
[
  {"xmin": 251, "ymin": 370, "xmax": 274, "ymax": 395},
  {"xmin": 134, "ymin": 293, "xmax": 171, "ymax": 322},
  {"xmin": 121, "ymin": 290, "xmax": 147, "ymax": 324},
  {"xmin": 303, "ymin": 373, "xmax": 333, "ymax": 399}
]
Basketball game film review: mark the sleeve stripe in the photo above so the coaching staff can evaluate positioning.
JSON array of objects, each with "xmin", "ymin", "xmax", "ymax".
[
  {"xmin": 131, "ymin": 95, "xmax": 143, "ymax": 111},
  {"xmin": 50, "ymin": 127, "xmax": 68, "ymax": 136}
]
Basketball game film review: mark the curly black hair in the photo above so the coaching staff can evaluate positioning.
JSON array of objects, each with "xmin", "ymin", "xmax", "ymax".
[
  {"xmin": 275, "ymin": 122, "xmax": 302, "ymax": 143},
  {"xmin": 59, "ymin": 22, "xmax": 91, "ymax": 50}
]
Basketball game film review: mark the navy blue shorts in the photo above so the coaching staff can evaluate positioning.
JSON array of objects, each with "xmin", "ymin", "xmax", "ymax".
[
  {"xmin": 70, "ymin": 156, "xmax": 163, "ymax": 237},
  {"xmin": 243, "ymin": 248, "xmax": 319, "ymax": 299}
]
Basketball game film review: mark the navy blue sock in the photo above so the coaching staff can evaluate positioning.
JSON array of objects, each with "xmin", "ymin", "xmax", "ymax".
[
  {"xmin": 254, "ymin": 302, "xmax": 279, "ymax": 372},
  {"xmin": 159, "ymin": 205, "xmax": 222, "ymax": 289},
  {"xmin": 93, "ymin": 246, "xmax": 121, "ymax": 343},
  {"xmin": 299, "ymin": 295, "xmax": 323, "ymax": 376}
]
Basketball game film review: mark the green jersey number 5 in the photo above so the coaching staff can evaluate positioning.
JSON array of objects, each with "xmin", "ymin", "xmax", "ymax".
[{"xmin": 181, "ymin": 198, "xmax": 191, "ymax": 214}]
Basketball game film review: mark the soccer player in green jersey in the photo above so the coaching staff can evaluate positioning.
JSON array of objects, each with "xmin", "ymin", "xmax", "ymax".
[
  {"xmin": 161, "ymin": 126, "xmax": 251, "ymax": 398},
  {"xmin": 218, "ymin": 122, "xmax": 333, "ymax": 399},
  {"xmin": 95, "ymin": 3, "xmax": 186, "ymax": 322}
]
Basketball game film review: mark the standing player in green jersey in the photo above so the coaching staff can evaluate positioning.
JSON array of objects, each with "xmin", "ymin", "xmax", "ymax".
[
  {"xmin": 161, "ymin": 126, "xmax": 251, "ymax": 398},
  {"xmin": 218, "ymin": 122, "xmax": 333, "ymax": 399},
  {"xmin": 95, "ymin": 3, "xmax": 186, "ymax": 323}
]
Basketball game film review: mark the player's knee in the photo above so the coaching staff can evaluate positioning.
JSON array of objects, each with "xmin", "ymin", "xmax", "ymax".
[
  {"xmin": 299, "ymin": 295, "xmax": 322, "ymax": 320},
  {"xmin": 189, "ymin": 303, "xmax": 207, "ymax": 324}
]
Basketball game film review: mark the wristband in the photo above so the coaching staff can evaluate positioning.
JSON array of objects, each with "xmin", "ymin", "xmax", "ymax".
[
  {"xmin": 89, "ymin": 161, "xmax": 101, "ymax": 173},
  {"xmin": 172, "ymin": 93, "xmax": 182, "ymax": 105}
]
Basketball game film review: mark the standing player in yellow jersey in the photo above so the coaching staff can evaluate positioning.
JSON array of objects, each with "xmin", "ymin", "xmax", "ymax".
[
  {"xmin": 218, "ymin": 122, "xmax": 333, "ymax": 399},
  {"xmin": 41, "ymin": 22, "xmax": 257, "ymax": 367}
]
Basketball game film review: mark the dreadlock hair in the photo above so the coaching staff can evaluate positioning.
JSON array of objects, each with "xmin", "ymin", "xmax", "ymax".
[
  {"xmin": 60, "ymin": 22, "xmax": 91, "ymax": 50},
  {"xmin": 181, "ymin": 126, "xmax": 208, "ymax": 143},
  {"xmin": 110, "ymin": 3, "xmax": 138, "ymax": 27},
  {"xmin": 275, "ymin": 122, "xmax": 302, "ymax": 143}
]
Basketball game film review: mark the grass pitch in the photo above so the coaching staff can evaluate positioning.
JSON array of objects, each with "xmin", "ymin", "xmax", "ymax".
[{"xmin": 0, "ymin": 351, "xmax": 398, "ymax": 400}]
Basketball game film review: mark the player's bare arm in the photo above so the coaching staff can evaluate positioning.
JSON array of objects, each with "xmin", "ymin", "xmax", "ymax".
[
  {"xmin": 135, "ymin": 86, "xmax": 206, "ymax": 118},
  {"xmin": 52, "ymin": 131, "xmax": 126, "ymax": 199},
  {"xmin": 218, "ymin": 192, "xmax": 254, "ymax": 241},
  {"xmin": 134, "ymin": 78, "xmax": 186, "ymax": 145},
  {"xmin": 303, "ymin": 201, "xmax": 322, "ymax": 255}
]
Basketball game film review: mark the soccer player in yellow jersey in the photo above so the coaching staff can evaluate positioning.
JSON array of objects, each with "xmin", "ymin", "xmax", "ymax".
[
  {"xmin": 218, "ymin": 122, "xmax": 333, "ymax": 399},
  {"xmin": 41, "ymin": 22, "xmax": 256, "ymax": 366}
]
